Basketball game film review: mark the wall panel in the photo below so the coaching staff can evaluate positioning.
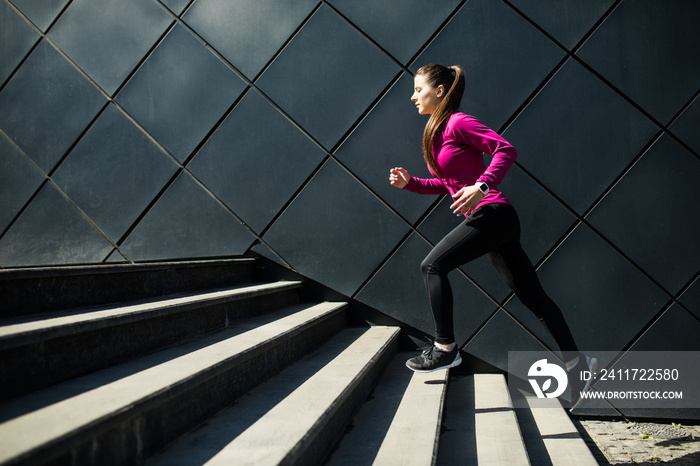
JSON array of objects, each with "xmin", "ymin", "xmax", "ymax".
[{"xmin": 1, "ymin": 0, "xmax": 698, "ymax": 383}]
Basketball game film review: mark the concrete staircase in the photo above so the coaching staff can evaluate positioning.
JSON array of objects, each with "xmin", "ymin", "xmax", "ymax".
[{"xmin": 0, "ymin": 259, "xmax": 598, "ymax": 465}]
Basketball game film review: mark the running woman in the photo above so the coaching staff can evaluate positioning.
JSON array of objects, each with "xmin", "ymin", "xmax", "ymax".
[{"xmin": 389, "ymin": 64, "xmax": 596, "ymax": 409}]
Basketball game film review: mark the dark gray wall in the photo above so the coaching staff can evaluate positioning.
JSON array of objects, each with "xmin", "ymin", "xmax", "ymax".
[{"xmin": 1, "ymin": 0, "xmax": 699, "ymax": 376}]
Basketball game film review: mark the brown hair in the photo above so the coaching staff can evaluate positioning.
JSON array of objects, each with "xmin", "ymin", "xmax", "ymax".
[{"xmin": 415, "ymin": 64, "xmax": 465, "ymax": 178}]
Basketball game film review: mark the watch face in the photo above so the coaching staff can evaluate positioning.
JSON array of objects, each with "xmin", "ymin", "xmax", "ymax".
[{"xmin": 479, "ymin": 183, "xmax": 488, "ymax": 193}]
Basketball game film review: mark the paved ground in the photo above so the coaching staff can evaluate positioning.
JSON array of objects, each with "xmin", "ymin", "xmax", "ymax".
[{"xmin": 576, "ymin": 419, "xmax": 700, "ymax": 465}]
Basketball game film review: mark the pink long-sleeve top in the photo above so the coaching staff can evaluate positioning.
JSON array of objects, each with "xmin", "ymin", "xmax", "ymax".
[{"xmin": 404, "ymin": 112, "xmax": 517, "ymax": 215}]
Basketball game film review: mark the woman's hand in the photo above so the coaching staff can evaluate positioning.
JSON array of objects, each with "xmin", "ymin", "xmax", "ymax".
[
  {"xmin": 450, "ymin": 185, "xmax": 484, "ymax": 216},
  {"xmin": 389, "ymin": 167, "xmax": 411, "ymax": 189}
]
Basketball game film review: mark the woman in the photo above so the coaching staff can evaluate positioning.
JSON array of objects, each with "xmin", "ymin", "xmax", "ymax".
[{"xmin": 389, "ymin": 64, "xmax": 596, "ymax": 409}]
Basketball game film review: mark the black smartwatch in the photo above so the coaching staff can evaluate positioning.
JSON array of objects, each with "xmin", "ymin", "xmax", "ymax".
[{"xmin": 476, "ymin": 182, "xmax": 490, "ymax": 195}]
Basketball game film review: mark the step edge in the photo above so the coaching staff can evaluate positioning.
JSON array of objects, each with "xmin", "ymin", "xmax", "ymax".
[
  {"xmin": 0, "ymin": 301, "xmax": 348, "ymax": 465},
  {"xmin": 0, "ymin": 281, "xmax": 303, "ymax": 349},
  {"xmin": 282, "ymin": 326, "xmax": 402, "ymax": 466},
  {"xmin": 372, "ymin": 365, "xmax": 450, "ymax": 466},
  {"xmin": 202, "ymin": 326, "xmax": 401, "ymax": 466},
  {"xmin": 0, "ymin": 258, "xmax": 256, "ymax": 281},
  {"xmin": 524, "ymin": 396, "xmax": 599, "ymax": 465},
  {"xmin": 474, "ymin": 373, "xmax": 531, "ymax": 466},
  {"xmin": 146, "ymin": 325, "xmax": 398, "ymax": 466}
]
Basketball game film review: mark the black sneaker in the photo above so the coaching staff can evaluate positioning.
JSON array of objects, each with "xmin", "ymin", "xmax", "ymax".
[
  {"xmin": 568, "ymin": 353, "xmax": 598, "ymax": 411},
  {"xmin": 406, "ymin": 344, "xmax": 462, "ymax": 372}
]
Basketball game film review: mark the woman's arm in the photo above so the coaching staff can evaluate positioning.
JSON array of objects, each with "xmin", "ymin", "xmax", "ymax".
[
  {"xmin": 456, "ymin": 116, "xmax": 518, "ymax": 189},
  {"xmin": 390, "ymin": 167, "xmax": 449, "ymax": 195}
]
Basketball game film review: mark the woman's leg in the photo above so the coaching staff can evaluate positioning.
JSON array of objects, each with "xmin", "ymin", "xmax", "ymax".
[
  {"xmin": 421, "ymin": 204, "xmax": 516, "ymax": 345},
  {"xmin": 486, "ymin": 213, "xmax": 579, "ymax": 361},
  {"xmin": 486, "ymin": 206, "xmax": 600, "ymax": 409}
]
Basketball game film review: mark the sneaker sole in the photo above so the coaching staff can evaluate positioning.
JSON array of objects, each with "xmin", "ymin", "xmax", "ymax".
[{"xmin": 405, "ymin": 352, "xmax": 462, "ymax": 373}]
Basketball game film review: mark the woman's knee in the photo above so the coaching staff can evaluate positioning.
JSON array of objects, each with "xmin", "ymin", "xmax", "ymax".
[{"xmin": 420, "ymin": 256, "xmax": 443, "ymax": 277}]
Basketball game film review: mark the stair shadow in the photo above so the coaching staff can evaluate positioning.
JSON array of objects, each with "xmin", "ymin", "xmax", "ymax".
[
  {"xmin": 0, "ymin": 305, "xmax": 309, "ymax": 423},
  {"xmin": 507, "ymin": 381, "xmax": 555, "ymax": 466},
  {"xmin": 437, "ymin": 373, "xmax": 478, "ymax": 465},
  {"xmin": 424, "ymin": 379, "xmax": 447, "ymax": 385},
  {"xmin": 148, "ymin": 328, "xmax": 368, "ymax": 465},
  {"xmin": 324, "ymin": 352, "xmax": 414, "ymax": 465}
]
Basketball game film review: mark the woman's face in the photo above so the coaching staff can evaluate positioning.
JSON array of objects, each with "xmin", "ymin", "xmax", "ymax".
[{"xmin": 411, "ymin": 74, "xmax": 444, "ymax": 115}]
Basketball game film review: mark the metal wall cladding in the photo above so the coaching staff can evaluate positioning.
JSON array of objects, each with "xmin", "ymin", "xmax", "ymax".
[{"xmin": 1, "ymin": 0, "xmax": 699, "ymax": 413}]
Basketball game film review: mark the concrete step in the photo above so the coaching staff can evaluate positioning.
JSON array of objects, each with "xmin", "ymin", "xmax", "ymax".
[
  {"xmin": 437, "ymin": 373, "xmax": 531, "ymax": 465},
  {"xmin": 0, "ymin": 256, "xmax": 599, "ymax": 466},
  {"xmin": 473, "ymin": 373, "xmax": 531, "ymax": 465},
  {"xmin": 148, "ymin": 326, "xmax": 400, "ymax": 466},
  {"xmin": 438, "ymin": 372, "xmax": 598, "ymax": 465},
  {"xmin": 0, "ymin": 258, "xmax": 257, "ymax": 319},
  {"xmin": 0, "ymin": 301, "xmax": 348, "ymax": 466},
  {"xmin": 513, "ymin": 394, "xmax": 599, "ymax": 466},
  {"xmin": 0, "ymin": 281, "xmax": 303, "ymax": 400},
  {"xmin": 326, "ymin": 352, "xmax": 449, "ymax": 466}
]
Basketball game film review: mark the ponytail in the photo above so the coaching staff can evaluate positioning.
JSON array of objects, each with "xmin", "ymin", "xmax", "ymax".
[{"xmin": 417, "ymin": 64, "xmax": 465, "ymax": 178}]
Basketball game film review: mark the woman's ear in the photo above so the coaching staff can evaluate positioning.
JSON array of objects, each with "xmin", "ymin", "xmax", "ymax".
[{"xmin": 436, "ymin": 84, "xmax": 445, "ymax": 98}]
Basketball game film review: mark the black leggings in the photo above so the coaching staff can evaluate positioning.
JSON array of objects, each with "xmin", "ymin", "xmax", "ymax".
[{"xmin": 421, "ymin": 203, "xmax": 578, "ymax": 360}]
